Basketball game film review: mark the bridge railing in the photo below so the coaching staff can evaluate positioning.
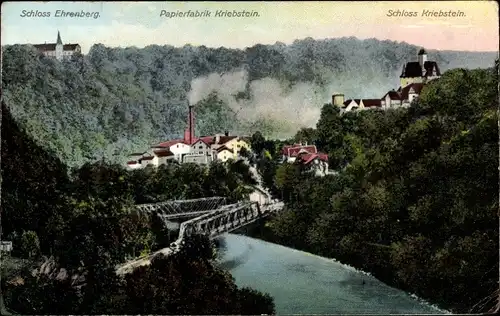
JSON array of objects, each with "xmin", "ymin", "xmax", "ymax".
[
  {"xmin": 159, "ymin": 202, "xmax": 244, "ymax": 221},
  {"xmin": 177, "ymin": 201, "xmax": 285, "ymax": 240},
  {"xmin": 178, "ymin": 202, "xmax": 258, "ymax": 239},
  {"xmin": 135, "ymin": 196, "xmax": 228, "ymax": 216}
]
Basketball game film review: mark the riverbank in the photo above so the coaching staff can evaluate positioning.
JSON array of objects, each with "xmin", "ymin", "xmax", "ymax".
[{"xmin": 241, "ymin": 217, "xmax": 456, "ymax": 313}]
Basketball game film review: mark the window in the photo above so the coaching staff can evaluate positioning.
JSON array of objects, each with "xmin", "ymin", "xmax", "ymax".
[
  {"xmin": 177, "ymin": 144, "xmax": 179, "ymax": 148},
  {"xmin": 199, "ymin": 151, "xmax": 203, "ymax": 154},
  {"xmin": 199, "ymin": 145, "xmax": 203, "ymax": 149},
  {"xmin": 237, "ymin": 144, "xmax": 241, "ymax": 148}
]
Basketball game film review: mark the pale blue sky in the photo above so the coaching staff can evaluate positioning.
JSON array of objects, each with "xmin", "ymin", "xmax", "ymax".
[{"xmin": 2, "ymin": 1, "xmax": 498, "ymax": 53}]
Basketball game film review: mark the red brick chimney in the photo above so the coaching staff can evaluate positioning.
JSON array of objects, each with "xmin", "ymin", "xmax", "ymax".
[
  {"xmin": 184, "ymin": 105, "xmax": 195, "ymax": 145},
  {"xmin": 189, "ymin": 105, "xmax": 195, "ymax": 145}
]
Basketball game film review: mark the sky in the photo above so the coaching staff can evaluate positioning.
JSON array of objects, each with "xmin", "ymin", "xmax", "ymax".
[{"xmin": 1, "ymin": 1, "xmax": 498, "ymax": 54}]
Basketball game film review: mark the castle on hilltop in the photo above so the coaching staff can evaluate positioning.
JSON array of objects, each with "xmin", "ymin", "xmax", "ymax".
[
  {"xmin": 33, "ymin": 31, "xmax": 81, "ymax": 61},
  {"xmin": 400, "ymin": 48, "xmax": 441, "ymax": 87},
  {"xmin": 333, "ymin": 48, "xmax": 442, "ymax": 113}
]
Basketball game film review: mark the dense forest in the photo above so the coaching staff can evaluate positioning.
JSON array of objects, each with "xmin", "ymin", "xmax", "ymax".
[
  {"xmin": 1, "ymin": 100, "xmax": 274, "ymax": 314},
  {"xmin": 249, "ymin": 62, "xmax": 499, "ymax": 313},
  {"xmin": 2, "ymin": 37, "xmax": 496, "ymax": 168},
  {"xmin": 1, "ymin": 36, "xmax": 498, "ymax": 314}
]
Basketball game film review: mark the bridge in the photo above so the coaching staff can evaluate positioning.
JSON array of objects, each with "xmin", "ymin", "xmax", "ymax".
[{"xmin": 117, "ymin": 191, "xmax": 284, "ymax": 275}]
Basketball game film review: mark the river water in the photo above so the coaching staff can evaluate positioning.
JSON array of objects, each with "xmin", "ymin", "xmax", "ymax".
[{"xmin": 218, "ymin": 233, "xmax": 450, "ymax": 315}]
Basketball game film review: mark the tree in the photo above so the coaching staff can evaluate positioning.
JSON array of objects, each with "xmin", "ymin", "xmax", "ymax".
[
  {"xmin": 19, "ymin": 231, "xmax": 40, "ymax": 259},
  {"xmin": 260, "ymin": 62, "xmax": 499, "ymax": 313},
  {"xmin": 121, "ymin": 235, "xmax": 275, "ymax": 315},
  {"xmin": 250, "ymin": 131, "xmax": 266, "ymax": 156},
  {"xmin": 1, "ymin": 101, "xmax": 70, "ymax": 254},
  {"xmin": 294, "ymin": 127, "xmax": 317, "ymax": 145},
  {"xmin": 315, "ymin": 103, "xmax": 343, "ymax": 154}
]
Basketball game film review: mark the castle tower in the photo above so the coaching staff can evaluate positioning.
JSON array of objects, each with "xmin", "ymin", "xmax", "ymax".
[
  {"xmin": 418, "ymin": 48, "xmax": 427, "ymax": 67},
  {"xmin": 418, "ymin": 48, "xmax": 427, "ymax": 77},
  {"xmin": 332, "ymin": 94, "xmax": 345, "ymax": 107},
  {"xmin": 55, "ymin": 31, "xmax": 63, "ymax": 61}
]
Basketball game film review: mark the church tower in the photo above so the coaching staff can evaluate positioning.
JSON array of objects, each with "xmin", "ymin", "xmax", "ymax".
[{"xmin": 55, "ymin": 31, "xmax": 63, "ymax": 61}]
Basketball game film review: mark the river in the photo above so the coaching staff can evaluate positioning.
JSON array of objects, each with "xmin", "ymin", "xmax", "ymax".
[{"xmin": 218, "ymin": 233, "xmax": 450, "ymax": 315}]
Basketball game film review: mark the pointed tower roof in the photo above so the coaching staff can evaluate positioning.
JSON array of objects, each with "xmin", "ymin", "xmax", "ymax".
[
  {"xmin": 418, "ymin": 48, "xmax": 426, "ymax": 55},
  {"xmin": 56, "ymin": 31, "xmax": 62, "ymax": 45}
]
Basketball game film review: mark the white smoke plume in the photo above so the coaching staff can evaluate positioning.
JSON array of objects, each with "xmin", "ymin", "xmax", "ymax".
[
  {"xmin": 187, "ymin": 69, "xmax": 329, "ymax": 137},
  {"xmin": 188, "ymin": 70, "xmax": 248, "ymax": 106},
  {"xmin": 187, "ymin": 68, "xmax": 396, "ymax": 137}
]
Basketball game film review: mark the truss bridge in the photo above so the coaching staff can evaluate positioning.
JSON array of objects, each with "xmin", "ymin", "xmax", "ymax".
[
  {"xmin": 135, "ymin": 196, "xmax": 228, "ymax": 221},
  {"xmin": 117, "ymin": 193, "xmax": 284, "ymax": 275}
]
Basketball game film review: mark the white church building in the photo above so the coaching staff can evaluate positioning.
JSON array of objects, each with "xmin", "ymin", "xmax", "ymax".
[{"xmin": 33, "ymin": 31, "xmax": 81, "ymax": 61}]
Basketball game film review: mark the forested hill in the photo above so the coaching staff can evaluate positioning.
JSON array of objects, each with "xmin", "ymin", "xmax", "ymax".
[{"xmin": 2, "ymin": 36, "xmax": 497, "ymax": 167}]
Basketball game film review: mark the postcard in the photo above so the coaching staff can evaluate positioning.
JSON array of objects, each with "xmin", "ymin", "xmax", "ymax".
[{"xmin": 1, "ymin": 1, "xmax": 498, "ymax": 315}]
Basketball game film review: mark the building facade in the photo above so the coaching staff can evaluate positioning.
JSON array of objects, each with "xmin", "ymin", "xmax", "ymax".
[
  {"xmin": 216, "ymin": 146, "xmax": 234, "ymax": 162},
  {"xmin": 336, "ymin": 48, "xmax": 440, "ymax": 114},
  {"xmin": 33, "ymin": 31, "xmax": 81, "ymax": 61},
  {"xmin": 296, "ymin": 153, "xmax": 330, "ymax": 177},
  {"xmin": 155, "ymin": 139, "xmax": 191, "ymax": 161}
]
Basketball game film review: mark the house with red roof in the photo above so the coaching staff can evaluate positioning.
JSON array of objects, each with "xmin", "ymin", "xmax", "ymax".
[
  {"xmin": 182, "ymin": 132, "xmax": 250, "ymax": 164},
  {"xmin": 281, "ymin": 143, "xmax": 330, "ymax": 176},
  {"xmin": 295, "ymin": 152, "xmax": 330, "ymax": 177},
  {"xmin": 153, "ymin": 148, "xmax": 176, "ymax": 164},
  {"xmin": 281, "ymin": 144, "xmax": 318, "ymax": 163},
  {"xmin": 183, "ymin": 136, "xmax": 215, "ymax": 164},
  {"xmin": 126, "ymin": 104, "xmax": 252, "ymax": 168},
  {"xmin": 153, "ymin": 139, "xmax": 191, "ymax": 161},
  {"xmin": 126, "ymin": 148, "xmax": 177, "ymax": 170}
]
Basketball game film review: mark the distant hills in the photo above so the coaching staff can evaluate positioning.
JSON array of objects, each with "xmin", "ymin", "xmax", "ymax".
[{"xmin": 2, "ymin": 36, "xmax": 497, "ymax": 167}]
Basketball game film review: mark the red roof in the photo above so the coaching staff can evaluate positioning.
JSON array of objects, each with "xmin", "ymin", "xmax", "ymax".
[
  {"xmin": 127, "ymin": 160, "xmax": 138, "ymax": 165},
  {"xmin": 281, "ymin": 145, "xmax": 292, "ymax": 155},
  {"xmin": 140, "ymin": 156, "xmax": 154, "ymax": 161},
  {"xmin": 282, "ymin": 145, "xmax": 317, "ymax": 156},
  {"xmin": 297, "ymin": 152, "xmax": 329, "ymax": 165},
  {"xmin": 288, "ymin": 145, "xmax": 317, "ymax": 157},
  {"xmin": 192, "ymin": 136, "xmax": 215, "ymax": 146},
  {"xmin": 156, "ymin": 139, "xmax": 186, "ymax": 148}
]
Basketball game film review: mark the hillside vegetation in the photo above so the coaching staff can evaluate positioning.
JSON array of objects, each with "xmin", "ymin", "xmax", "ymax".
[
  {"xmin": 2, "ymin": 37, "xmax": 496, "ymax": 167},
  {"xmin": 251, "ymin": 62, "xmax": 499, "ymax": 313},
  {"xmin": 1, "ymin": 100, "xmax": 274, "ymax": 315}
]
